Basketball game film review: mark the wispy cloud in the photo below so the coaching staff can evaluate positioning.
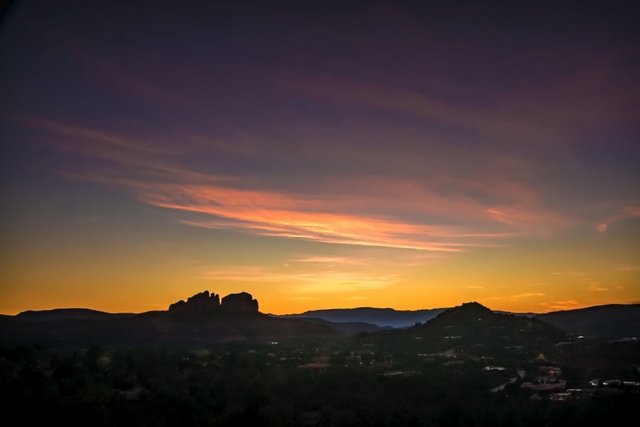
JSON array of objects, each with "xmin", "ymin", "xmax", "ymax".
[
  {"xmin": 146, "ymin": 182, "xmax": 514, "ymax": 252},
  {"xmin": 483, "ymin": 292, "xmax": 547, "ymax": 303},
  {"xmin": 587, "ymin": 283, "xmax": 610, "ymax": 292},
  {"xmin": 550, "ymin": 271, "xmax": 586, "ymax": 277},
  {"xmin": 282, "ymin": 74, "xmax": 477, "ymax": 130},
  {"xmin": 201, "ymin": 266, "xmax": 292, "ymax": 283},
  {"xmin": 540, "ymin": 300, "xmax": 582, "ymax": 311},
  {"xmin": 292, "ymin": 256, "xmax": 367, "ymax": 266},
  {"xmin": 597, "ymin": 206, "xmax": 640, "ymax": 233},
  {"xmin": 72, "ymin": 49, "xmax": 190, "ymax": 105},
  {"xmin": 281, "ymin": 65, "xmax": 635, "ymax": 147},
  {"xmin": 11, "ymin": 117, "xmax": 579, "ymax": 253},
  {"xmin": 202, "ymin": 265, "xmax": 397, "ymax": 293},
  {"xmin": 510, "ymin": 292, "xmax": 545, "ymax": 299},
  {"xmin": 616, "ymin": 265, "xmax": 640, "ymax": 272}
]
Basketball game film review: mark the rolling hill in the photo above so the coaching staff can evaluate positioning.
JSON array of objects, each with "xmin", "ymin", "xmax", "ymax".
[
  {"xmin": 2, "ymin": 293, "xmax": 638, "ymax": 349},
  {"xmin": 537, "ymin": 304, "xmax": 640, "ymax": 339},
  {"xmin": 279, "ymin": 307, "xmax": 445, "ymax": 328},
  {"xmin": 360, "ymin": 302, "xmax": 566, "ymax": 360},
  {"xmin": 0, "ymin": 291, "xmax": 339, "ymax": 347}
]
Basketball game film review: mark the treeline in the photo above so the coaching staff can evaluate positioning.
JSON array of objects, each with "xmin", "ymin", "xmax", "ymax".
[{"xmin": 1, "ymin": 344, "xmax": 638, "ymax": 426}]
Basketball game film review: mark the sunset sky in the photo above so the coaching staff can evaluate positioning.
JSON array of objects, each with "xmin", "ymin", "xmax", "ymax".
[{"xmin": 1, "ymin": 1, "xmax": 638, "ymax": 315}]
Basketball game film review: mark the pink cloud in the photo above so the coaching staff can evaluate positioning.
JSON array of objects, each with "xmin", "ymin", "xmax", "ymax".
[
  {"xmin": 138, "ymin": 176, "xmax": 530, "ymax": 251},
  {"xmin": 14, "ymin": 117, "xmax": 580, "ymax": 252}
]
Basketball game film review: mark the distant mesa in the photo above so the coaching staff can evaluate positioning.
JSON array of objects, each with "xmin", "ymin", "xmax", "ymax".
[
  {"xmin": 169, "ymin": 290, "xmax": 221, "ymax": 315},
  {"xmin": 221, "ymin": 292, "xmax": 259, "ymax": 313},
  {"xmin": 1, "ymin": 290, "xmax": 335, "ymax": 347},
  {"xmin": 169, "ymin": 290, "xmax": 259, "ymax": 316}
]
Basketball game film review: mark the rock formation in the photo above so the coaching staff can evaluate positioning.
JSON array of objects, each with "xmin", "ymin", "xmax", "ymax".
[
  {"xmin": 169, "ymin": 290, "xmax": 221, "ymax": 315},
  {"xmin": 221, "ymin": 292, "xmax": 259, "ymax": 314},
  {"xmin": 168, "ymin": 291, "xmax": 259, "ymax": 316}
]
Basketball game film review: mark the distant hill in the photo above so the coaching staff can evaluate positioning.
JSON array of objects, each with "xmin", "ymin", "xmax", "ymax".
[
  {"xmin": 16, "ymin": 308, "xmax": 133, "ymax": 321},
  {"xmin": 3, "ymin": 296, "xmax": 637, "ymax": 348},
  {"xmin": 416, "ymin": 302, "xmax": 564, "ymax": 345},
  {"xmin": 360, "ymin": 302, "xmax": 565, "ymax": 359},
  {"xmin": 0, "ymin": 291, "xmax": 339, "ymax": 348},
  {"xmin": 537, "ymin": 304, "xmax": 640, "ymax": 339},
  {"xmin": 280, "ymin": 307, "xmax": 445, "ymax": 328},
  {"xmin": 287, "ymin": 317, "xmax": 382, "ymax": 334}
]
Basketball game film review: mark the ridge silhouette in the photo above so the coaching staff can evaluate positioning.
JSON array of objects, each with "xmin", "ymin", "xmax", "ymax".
[{"xmin": 1, "ymin": 292, "xmax": 638, "ymax": 347}]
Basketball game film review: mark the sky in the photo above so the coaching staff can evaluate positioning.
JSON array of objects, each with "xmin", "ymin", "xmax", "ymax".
[{"xmin": 0, "ymin": 0, "xmax": 638, "ymax": 315}]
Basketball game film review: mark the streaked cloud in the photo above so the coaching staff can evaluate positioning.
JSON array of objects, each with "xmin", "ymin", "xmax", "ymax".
[
  {"xmin": 73, "ymin": 51, "xmax": 189, "ymax": 105},
  {"xmin": 597, "ymin": 206, "xmax": 640, "ymax": 233},
  {"xmin": 11, "ymin": 115, "xmax": 633, "ymax": 259},
  {"xmin": 145, "ymin": 182, "xmax": 513, "ymax": 252},
  {"xmin": 550, "ymin": 271, "xmax": 586, "ymax": 277},
  {"xmin": 587, "ymin": 283, "xmax": 610, "ymax": 293},
  {"xmin": 282, "ymin": 65, "xmax": 635, "ymax": 147},
  {"xmin": 292, "ymin": 256, "xmax": 366, "ymax": 266},
  {"xmin": 19, "ymin": 113, "xmax": 638, "ymax": 260},
  {"xmin": 16, "ymin": 118, "xmax": 555, "ymax": 253},
  {"xmin": 541, "ymin": 300, "xmax": 582, "ymax": 311},
  {"xmin": 201, "ymin": 266, "xmax": 293, "ymax": 283},
  {"xmin": 510, "ymin": 292, "xmax": 546, "ymax": 299},
  {"xmin": 202, "ymin": 265, "xmax": 398, "ymax": 293},
  {"xmin": 616, "ymin": 265, "xmax": 640, "ymax": 272},
  {"xmin": 2, "ymin": 1, "xmax": 638, "ymax": 316}
]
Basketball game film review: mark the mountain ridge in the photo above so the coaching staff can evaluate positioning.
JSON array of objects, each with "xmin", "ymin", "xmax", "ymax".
[
  {"xmin": 0, "ymin": 291, "xmax": 338, "ymax": 347},
  {"xmin": 278, "ymin": 307, "xmax": 446, "ymax": 328},
  {"xmin": 536, "ymin": 303, "xmax": 640, "ymax": 339},
  {"xmin": 2, "ymin": 294, "xmax": 638, "ymax": 347},
  {"xmin": 357, "ymin": 301, "xmax": 567, "ymax": 360}
]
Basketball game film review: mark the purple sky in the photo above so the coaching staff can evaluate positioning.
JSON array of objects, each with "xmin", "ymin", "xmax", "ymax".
[{"xmin": 0, "ymin": 1, "xmax": 638, "ymax": 313}]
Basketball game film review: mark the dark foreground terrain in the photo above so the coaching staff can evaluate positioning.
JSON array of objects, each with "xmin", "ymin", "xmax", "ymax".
[
  {"xmin": 2, "ymin": 338, "xmax": 639, "ymax": 426},
  {"xmin": 1, "ymin": 295, "xmax": 639, "ymax": 426}
]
